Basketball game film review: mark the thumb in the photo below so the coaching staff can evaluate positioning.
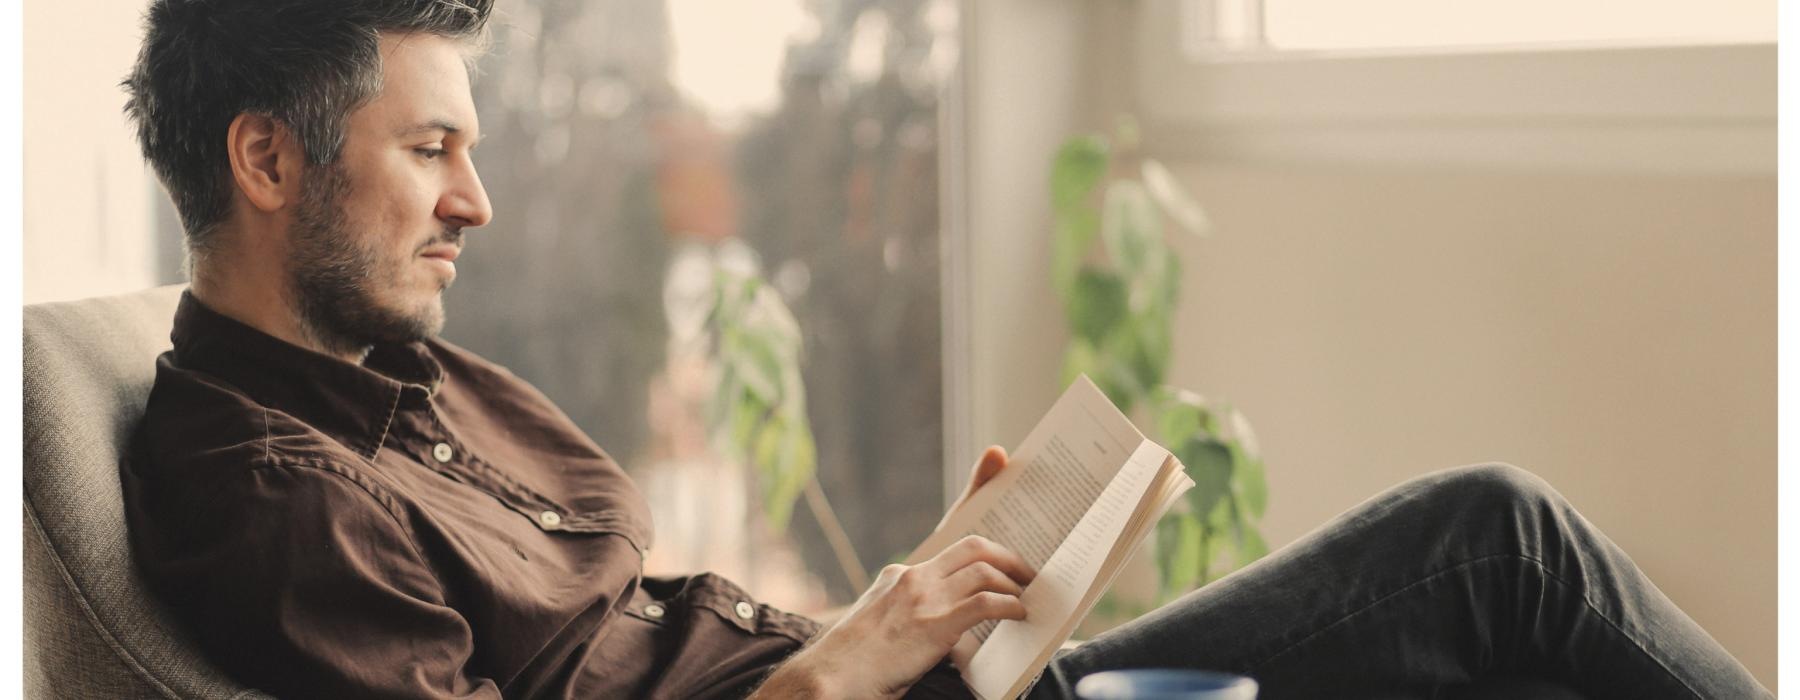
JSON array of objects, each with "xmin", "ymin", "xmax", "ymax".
[{"xmin": 971, "ymin": 445, "xmax": 1008, "ymax": 490}]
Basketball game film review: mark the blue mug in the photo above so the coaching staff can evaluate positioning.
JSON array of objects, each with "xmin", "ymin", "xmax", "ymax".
[{"xmin": 1074, "ymin": 669, "xmax": 1259, "ymax": 700}]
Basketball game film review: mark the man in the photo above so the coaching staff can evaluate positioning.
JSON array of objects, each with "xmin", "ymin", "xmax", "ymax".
[{"xmin": 119, "ymin": 1, "xmax": 1769, "ymax": 698}]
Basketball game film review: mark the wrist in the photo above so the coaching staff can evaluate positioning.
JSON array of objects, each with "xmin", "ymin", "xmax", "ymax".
[{"xmin": 754, "ymin": 649, "xmax": 838, "ymax": 699}]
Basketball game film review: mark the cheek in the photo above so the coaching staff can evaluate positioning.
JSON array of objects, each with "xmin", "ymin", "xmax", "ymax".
[{"xmin": 346, "ymin": 173, "xmax": 438, "ymax": 254}]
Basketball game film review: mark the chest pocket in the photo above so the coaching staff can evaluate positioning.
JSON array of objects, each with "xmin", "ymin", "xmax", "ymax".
[{"xmin": 405, "ymin": 403, "xmax": 654, "ymax": 550}]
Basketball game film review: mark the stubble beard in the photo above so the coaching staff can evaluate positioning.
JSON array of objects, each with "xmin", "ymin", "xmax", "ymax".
[{"xmin": 288, "ymin": 162, "xmax": 456, "ymax": 360}]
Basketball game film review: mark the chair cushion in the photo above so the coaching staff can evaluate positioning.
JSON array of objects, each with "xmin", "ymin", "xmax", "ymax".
[{"xmin": 23, "ymin": 285, "xmax": 269, "ymax": 699}]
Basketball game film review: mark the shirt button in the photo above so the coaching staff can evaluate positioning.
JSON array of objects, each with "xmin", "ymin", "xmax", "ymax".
[
  {"xmin": 642, "ymin": 603, "xmax": 665, "ymax": 619},
  {"xmin": 538, "ymin": 510, "xmax": 562, "ymax": 528},
  {"xmin": 432, "ymin": 443, "xmax": 453, "ymax": 463},
  {"xmin": 734, "ymin": 601, "xmax": 755, "ymax": 620}
]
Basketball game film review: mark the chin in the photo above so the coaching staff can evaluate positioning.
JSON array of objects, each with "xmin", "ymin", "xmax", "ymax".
[
  {"xmin": 371, "ymin": 294, "xmax": 445, "ymax": 345},
  {"xmin": 413, "ymin": 299, "xmax": 447, "ymax": 338}
]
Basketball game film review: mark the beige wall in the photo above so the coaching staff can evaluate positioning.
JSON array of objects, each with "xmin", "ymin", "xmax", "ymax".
[
  {"xmin": 1157, "ymin": 163, "xmax": 1776, "ymax": 688},
  {"xmin": 23, "ymin": 0, "xmax": 159, "ymax": 304}
]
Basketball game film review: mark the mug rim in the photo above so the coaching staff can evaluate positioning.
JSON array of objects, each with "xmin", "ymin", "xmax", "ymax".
[{"xmin": 1074, "ymin": 669, "xmax": 1259, "ymax": 700}]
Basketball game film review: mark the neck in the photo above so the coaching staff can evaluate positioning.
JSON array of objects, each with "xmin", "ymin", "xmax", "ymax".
[{"xmin": 190, "ymin": 253, "xmax": 369, "ymax": 365}]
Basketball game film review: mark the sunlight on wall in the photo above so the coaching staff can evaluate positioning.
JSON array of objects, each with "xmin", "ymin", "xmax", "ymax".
[{"xmin": 23, "ymin": 0, "xmax": 160, "ymax": 304}]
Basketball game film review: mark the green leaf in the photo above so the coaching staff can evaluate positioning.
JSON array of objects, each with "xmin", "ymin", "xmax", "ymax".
[
  {"xmin": 1233, "ymin": 448, "xmax": 1269, "ymax": 520},
  {"xmin": 1177, "ymin": 438, "xmax": 1234, "ymax": 527},
  {"xmin": 1197, "ymin": 403, "xmax": 1221, "ymax": 436},
  {"xmin": 1222, "ymin": 493, "xmax": 1268, "ymax": 569},
  {"xmin": 1061, "ymin": 339, "xmax": 1101, "ymax": 389},
  {"xmin": 1141, "ymin": 158, "xmax": 1211, "ymax": 237},
  {"xmin": 1226, "ymin": 404, "xmax": 1262, "ymax": 461},
  {"xmin": 752, "ymin": 415, "xmax": 783, "ymax": 479},
  {"xmin": 712, "ymin": 270, "xmax": 759, "ymax": 322},
  {"xmin": 727, "ymin": 329, "xmax": 785, "ymax": 404},
  {"xmin": 1154, "ymin": 395, "xmax": 1204, "ymax": 450},
  {"xmin": 1205, "ymin": 481, "xmax": 1236, "ymax": 531},
  {"xmin": 755, "ymin": 411, "xmax": 817, "ymax": 533},
  {"xmin": 698, "ymin": 262, "xmax": 833, "ymax": 547},
  {"xmin": 1067, "ymin": 268, "xmax": 1129, "ymax": 343},
  {"xmin": 752, "ymin": 421, "xmax": 788, "ymax": 528},
  {"xmin": 1052, "ymin": 208, "xmax": 1101, "ymax": 301},
  {"xmin": 746, "ymin": 284, "xmax": 804, "ymax": 356},
  {"xmin": 1089, "ymin": 341, "xmax": 1143, "ymax": 414},
  {"xmin": 1195, "ymin": 521, "xmax": 1214, "ymax": 585},
  {"xmin": 1126, "ymin": 313, "xmax": 1171, "ymax": 391},
  {"xmin": 1154, "ymin": 516, "xmax": 1183, "ymax": 592},
  {"xmin": 763, "ymin": 412, "xmax": 820, "ymax": 532},
  {"xmin": 1100, "ymin": 181, "xmax": 1166, "ymax": 283},
  {"xmin": 1156, "ymin": 513, "xmax": 1206, "ymax": 595},
  {"xmin": 730, "ymin": 397, "xmax": 766, "ymax": 461},
  {"xmin": 1050, "ymin": 135, "xmax": 1110, "ymax": 215}
]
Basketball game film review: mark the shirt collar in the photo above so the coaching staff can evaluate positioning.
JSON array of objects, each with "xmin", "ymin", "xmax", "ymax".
[{"xmin": 169, "ymin": 291, "xmax": 446, "ymax": 460}]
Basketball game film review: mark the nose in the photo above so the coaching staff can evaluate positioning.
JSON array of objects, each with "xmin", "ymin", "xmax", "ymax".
[{"xmin": 439, "ymin": 154, "xmax": 493, "ymax": 229}]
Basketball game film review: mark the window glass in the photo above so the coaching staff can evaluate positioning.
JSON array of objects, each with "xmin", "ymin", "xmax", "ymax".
[{"xmin": 445, "ymin": 0, "xmax": 958, "ymax": 610}]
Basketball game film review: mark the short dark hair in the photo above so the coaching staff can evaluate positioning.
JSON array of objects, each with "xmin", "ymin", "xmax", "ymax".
[{"xmin": 123, "ymin": 0, "xmax": 493, "ymax": 258}]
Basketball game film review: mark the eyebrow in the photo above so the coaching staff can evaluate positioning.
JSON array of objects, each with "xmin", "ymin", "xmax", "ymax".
[{"xmin": 395, "ymin": 119, "xmax": 485, "ymax": 148}]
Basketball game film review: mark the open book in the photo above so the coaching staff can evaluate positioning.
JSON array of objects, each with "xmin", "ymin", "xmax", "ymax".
[{"xmin": 906, "ymin": 375, "xmax": 1195, "ymax": 700}]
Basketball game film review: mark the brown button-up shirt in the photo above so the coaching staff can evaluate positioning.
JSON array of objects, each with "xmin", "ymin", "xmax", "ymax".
[{"xmin": 123, "ymin": 293, "xmax": 970, "ymax": 699}]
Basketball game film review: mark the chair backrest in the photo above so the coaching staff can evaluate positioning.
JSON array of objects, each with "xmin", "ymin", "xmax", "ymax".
[{"xmin": 23, "ymin": 285, "xmax": 270, "ymax": 700}]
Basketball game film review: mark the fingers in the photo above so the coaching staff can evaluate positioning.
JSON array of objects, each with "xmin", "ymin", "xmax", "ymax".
[
  {"xmin": 944, "ymin": 560, "xmax": 1024, "ymax": 599},
  {"xmin": 860, "ymin": 544, "xmax": 1032, "ymax": 652},
  {"xmin": 918, "ymin": 535, "xmax": 1036, "ymax": 587},
  {"xmin": 948, "ymin": 590, "xmax": 1028, "ymax": 628}
]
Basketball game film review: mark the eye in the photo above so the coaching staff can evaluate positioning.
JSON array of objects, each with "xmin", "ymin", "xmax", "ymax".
[{"xmin": 414, "ymin": 147, "xmax": 448, "ymax": 160}]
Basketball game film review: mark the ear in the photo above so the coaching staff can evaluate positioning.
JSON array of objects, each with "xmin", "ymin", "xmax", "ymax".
[{"xmin": 225, "ymin": 113, "xmax": 303, "ymax": 212}]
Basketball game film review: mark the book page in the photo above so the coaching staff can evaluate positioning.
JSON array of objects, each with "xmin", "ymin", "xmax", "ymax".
[
  {"xmin": 960, "ymin": 443, "xmax": 1174, "ymax": 699},
  {"xmin": 908, "ymin": 376, "xmax": 1144, "ymax": 570},
  {"xmin": 992, "ymin": 458, "xmax": 1193, "ymax": 700}
]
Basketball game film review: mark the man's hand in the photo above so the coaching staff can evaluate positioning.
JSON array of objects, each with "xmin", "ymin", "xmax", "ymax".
[
  {"xmin": 960, "ymin": 445, "xmax": 1010, "ymax": 502},
  {"xmin": 754, "ymin": 534, "xmax": 1036, "ymax": 699},
  {"xmin": 933, "ymin": 446, "xmax": 1009, "ymax": 531}
]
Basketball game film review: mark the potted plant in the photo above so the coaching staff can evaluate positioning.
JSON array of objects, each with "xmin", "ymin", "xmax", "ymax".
[{"xmin": 1049, "ymin": 120, "xmax": 1270, "ymax": 612}]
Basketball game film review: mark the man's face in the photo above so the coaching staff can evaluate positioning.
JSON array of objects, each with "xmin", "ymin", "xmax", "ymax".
[{"xmin": 289, "ymin": 33, "xmax": 491, "ymax": 355}]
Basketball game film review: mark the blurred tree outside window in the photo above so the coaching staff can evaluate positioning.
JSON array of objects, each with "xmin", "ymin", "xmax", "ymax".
[{"xmin": 443, "ymin": 0, "xmax": 959, "ymax": 611}]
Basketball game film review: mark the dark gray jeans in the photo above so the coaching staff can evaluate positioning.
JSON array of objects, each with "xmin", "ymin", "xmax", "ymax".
[{"xmin": 1030, "ymin": 464, "xmax": 1770, "ymax": 700}]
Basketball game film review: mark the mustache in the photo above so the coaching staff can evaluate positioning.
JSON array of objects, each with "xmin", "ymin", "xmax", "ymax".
[{"xmin": 417, "ymin": 227, "xmax": 464, "ymax": 252}]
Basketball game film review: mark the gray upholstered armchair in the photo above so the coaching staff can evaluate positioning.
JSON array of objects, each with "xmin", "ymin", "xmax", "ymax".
[{"xmin": 23, "ymin": 285, "xmax": 269, "ymax": 699}]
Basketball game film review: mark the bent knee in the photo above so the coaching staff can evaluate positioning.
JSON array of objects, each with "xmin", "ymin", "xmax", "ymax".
[{"xmin": 1437, "ymin": 462, "xmax": 1560, "ymax": 513}]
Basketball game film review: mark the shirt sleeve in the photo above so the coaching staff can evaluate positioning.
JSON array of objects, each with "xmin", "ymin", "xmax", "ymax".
[{"xmin": 138, "ymin": 460, "xmax": 503, "ymax": 700}]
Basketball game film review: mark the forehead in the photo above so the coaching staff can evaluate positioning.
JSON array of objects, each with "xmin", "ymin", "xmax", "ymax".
[{"xmin": 349, "ymin": 33, "xmax": 479, "ymax": 137}]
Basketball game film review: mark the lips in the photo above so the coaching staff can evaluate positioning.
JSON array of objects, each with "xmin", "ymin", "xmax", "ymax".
[{"xmin": 419, "ymin": 244, "xmax": 461, "ymax": 262}]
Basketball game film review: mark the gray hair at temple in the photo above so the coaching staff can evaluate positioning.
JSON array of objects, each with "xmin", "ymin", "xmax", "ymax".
[{"xmin": 121, "ymin": 0, "xmax": 494, "ymax": 265}]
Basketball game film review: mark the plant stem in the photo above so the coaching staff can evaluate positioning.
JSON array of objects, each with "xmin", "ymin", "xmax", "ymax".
[{"xmin": 803, "ymin": 477, "xmax": 871, "ymax": 593}]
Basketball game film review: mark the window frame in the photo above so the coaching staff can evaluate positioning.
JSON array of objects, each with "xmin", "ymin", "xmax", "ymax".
[{"xmin": 1134, "ymin": 0, "xmax": 1776, "ymax": 173}]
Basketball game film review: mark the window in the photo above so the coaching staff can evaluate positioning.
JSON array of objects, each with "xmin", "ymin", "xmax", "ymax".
[
  {"xmin": 1133, "ymin": 0, "xmax": 1774, "ymax": 173},
  {"xmin": 445, "ymin": 0, "xmax": 959, "ymax": 610},
  {"xmin": 1188, "ymin": 0, "xmax": 1775, "ymax": 53}
]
